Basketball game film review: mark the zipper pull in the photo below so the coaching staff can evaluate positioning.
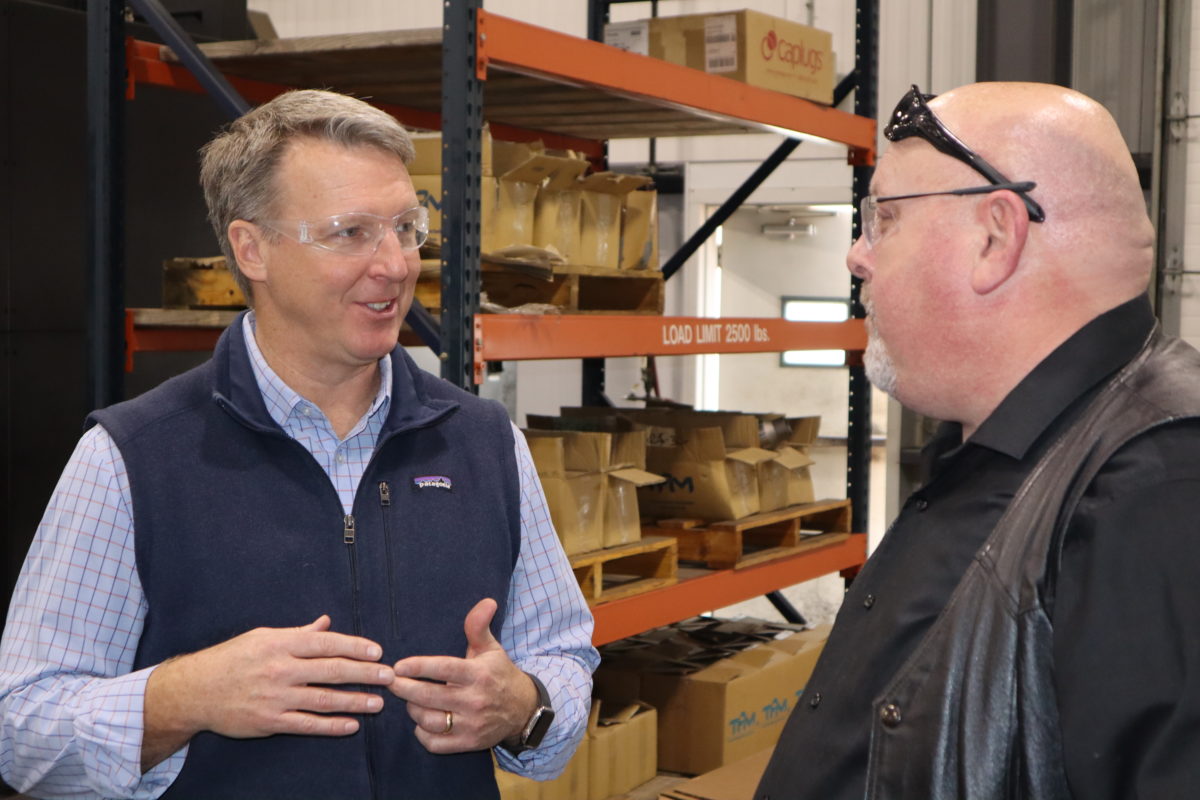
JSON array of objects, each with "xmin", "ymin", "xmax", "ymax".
[
  {"xmin": 343, "ymin": 514, "xmax": 356, "ymax": 545},
  {"xmin": 378, "ymin": 481, "xmax": 391, "ymax": 506}
]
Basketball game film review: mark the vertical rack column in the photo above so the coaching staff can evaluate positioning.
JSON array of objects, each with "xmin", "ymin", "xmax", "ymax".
[
  {"xmin": 847, "ymin": 0, "xmax": 878, "ymax": 534},
  {"xmin": 440, "ymin": 0, "xmax": 484, "ymax": 391},
  {"xmin": 86, "ymin": 0, "xmax": 126, "ymax": 410}
]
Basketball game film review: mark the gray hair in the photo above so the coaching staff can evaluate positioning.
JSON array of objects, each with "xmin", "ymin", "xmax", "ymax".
[{"xmin": 199, "ymin": 89, "xmax": 416, "ymax": 301}]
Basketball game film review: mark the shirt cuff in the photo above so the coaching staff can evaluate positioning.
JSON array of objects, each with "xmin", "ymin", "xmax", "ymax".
[
  {"xmin": 493, "ymin": 657, "xmax": 593, "ymax": 780},
  {"xmin": 75, "ymin": 665, "xmax": 188, "ymax": 799}
]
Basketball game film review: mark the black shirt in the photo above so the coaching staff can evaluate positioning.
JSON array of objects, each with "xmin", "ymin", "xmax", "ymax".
[{"xmin": 759, "ymin": 295, "xmax": 1200, "ymax": 798}]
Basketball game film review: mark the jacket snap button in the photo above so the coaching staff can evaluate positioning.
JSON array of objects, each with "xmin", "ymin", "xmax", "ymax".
[
  {"xmin": 880, "ymin": 703, "xmax": 902, "ymax": 727},
  {"xmin": 863, "ymin": 594, "xmax": 875, "ymax": 609},
  {"xmin": 809, "ymin": 692, "xmax": 821, "ymax": 708}
]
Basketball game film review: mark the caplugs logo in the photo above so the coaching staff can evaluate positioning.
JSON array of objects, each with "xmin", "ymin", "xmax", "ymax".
[{"xmin": 760, "ymin": 28, "xmax": 824, "ymax": 74}]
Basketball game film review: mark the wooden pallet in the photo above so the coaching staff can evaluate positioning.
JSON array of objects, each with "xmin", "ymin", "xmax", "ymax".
[
  {"xmin": 643, "ymin": 499, "xmax": 852, "ymax": 570},
  {"xmin": 569, "ymin": 535, "xmax": 678, "ymax": 605},
  {"xmin": 416, "ymin": 260, "xmax": 664, "ymax": 315}
]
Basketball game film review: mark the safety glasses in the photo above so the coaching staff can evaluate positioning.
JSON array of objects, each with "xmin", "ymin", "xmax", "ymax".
[
  {"xmin": 883, "ymin": 84, "xmax": 1046, "ymax": 224},
  {"xmin": 262, "ymin": 206, "xmax": 430, "ymax": 256}
]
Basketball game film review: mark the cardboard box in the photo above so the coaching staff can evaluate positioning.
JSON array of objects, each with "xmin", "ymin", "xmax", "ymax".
[
  {"xmin": 786, "ymin": 416, "xmax": 821, "ymax": 446},
  {"xmin": 526, "ymin": 428, "xmax": 664, "ymax": 551},
  {"xmin": 756, "ymin": 446, "xmax": 815, "ymax": 512},
  {"xmin": 657, "ymin": 747, "xmax": 773, "ymax": 800},
  {"xmin": 557, "ymin": 408, "xmax": 778, "ymax": 522},
  {"xmin": 629, "ymin": 10, "xmax": 834, "ymax": 104},
  {"xmin": 640, "ymin": 426, "xmax": 772, "ymax": 521},
  {"xmin": 579, "ymin": 172, "xmax": 653, "ymax": 269},
  {"xmin": 525, "ymin": 433, "xmax": 607, "ymax": 555},
  {"xmin": 596, "ymin": 620, "xmax": 830, "ymax": 776},
  {"xmin": 621, "ymin": 188, "xmax": 659, "ymax": 270},
  {"xmin": 409, "ymin": 126, "xmax": 545, "ymax": 178},
  {"xmin": 413, "ymin": 142, "xmax": 583, "ymax": 256},
  {"xmin": 494, "ymin": 735, "xmax": 589, "ymax": 800},
  {"xmin": 538, "ymin": 733, "xmax": 590, "ymax": 800},
  {"xmin": 533, "ymin": 158, "xmax": 590, "ymax": 262},
  {"xmin": 589, "ymin": 701, "xmax": 657, "ymax": 800}
]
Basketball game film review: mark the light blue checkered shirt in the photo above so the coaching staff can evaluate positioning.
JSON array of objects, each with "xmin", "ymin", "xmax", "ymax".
[{"xmin": 0, "ymin": 313, "xmax": 596, "ymax": 798}]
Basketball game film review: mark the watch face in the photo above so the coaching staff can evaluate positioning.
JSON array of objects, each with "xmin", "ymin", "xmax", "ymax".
[{"xmin": 524, "ymin": 706, "xmax": 555, "ymax": 749}]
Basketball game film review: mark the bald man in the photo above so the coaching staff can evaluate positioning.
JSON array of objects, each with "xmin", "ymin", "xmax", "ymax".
[{"xmin": 756, "ymin": 83, "xmax": 1200, "ymax": 799}]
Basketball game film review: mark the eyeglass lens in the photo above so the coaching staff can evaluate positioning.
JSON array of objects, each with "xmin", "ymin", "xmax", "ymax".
[{"xmin": 300, "ymin": 208, "xmax": 429, "ymax": 255}]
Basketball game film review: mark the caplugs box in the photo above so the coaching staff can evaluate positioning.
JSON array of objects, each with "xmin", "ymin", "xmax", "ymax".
[{"xmin": 606, "ymin": 10, "xmax": 833, "ymax": 104}]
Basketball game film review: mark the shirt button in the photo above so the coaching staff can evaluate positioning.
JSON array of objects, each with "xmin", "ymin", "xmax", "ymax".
[
  {"xmin": 863, "ymin": 594, "xmax": 876, "ymax": 609},
  {"xmin": 916, "ymin": 497, "xmax": 929, "ymax": 511},
  {"xmin": 809, "ymin": 692, "xmax": 822, "ymax": 709},
  {"xmin": 335, "ymin": 452, "xmax": 346, "ymax": 464},
  {"xmin": 880, "ymin": 703, "xmax": 902, "ymax": 727}
]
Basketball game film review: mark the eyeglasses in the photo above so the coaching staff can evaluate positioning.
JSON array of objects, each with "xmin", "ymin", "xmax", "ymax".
[
  {"xmin": 884, "ymin": 84, "xmax": 1046, "ymax": 224},
  {"xmin": 260, "ymin": 206, "xmax": 430, "ymax": 256},
  {"xmin": 860, "ymin": 181, "xmax": 1037, "ymax": 247}
]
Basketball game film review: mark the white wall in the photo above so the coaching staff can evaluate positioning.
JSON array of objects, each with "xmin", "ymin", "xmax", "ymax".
[{"xmin": 1180, "ymin": 3, "xmax": 1200, "ymax": 348}]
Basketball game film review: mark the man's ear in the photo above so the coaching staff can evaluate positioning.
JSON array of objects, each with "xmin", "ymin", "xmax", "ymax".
[
  {"xmin": 971, "ymin": 191, "xmax": 1030, "ymax": 295},
  {"xmin": 228, "ymin": 221, "xmax": 268, "ymax": 283}
]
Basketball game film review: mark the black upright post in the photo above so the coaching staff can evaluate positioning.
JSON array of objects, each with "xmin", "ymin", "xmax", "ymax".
[
  {"xmin": 441, "ymin": 0, "xmax": 484, "ymax": 391},
  {"xmin": 86, "ymin": 0, "xmax": 125, "ymax": 411},
  {"xmin": 847, "ymin": 0, "xmax": 878, "ymax": 533},
  {"xmin": 583, "ymin": 0, "xmax": 611, "ymax": 405}
]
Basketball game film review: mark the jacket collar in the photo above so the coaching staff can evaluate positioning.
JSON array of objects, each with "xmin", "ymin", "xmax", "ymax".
[
  {"xmin": 964, "ymin": 294, "xmax": 1157, "ymax": 461},
  {"xmin": 211, "ymin": 310, "xmax": 458, "ymax": 437}
]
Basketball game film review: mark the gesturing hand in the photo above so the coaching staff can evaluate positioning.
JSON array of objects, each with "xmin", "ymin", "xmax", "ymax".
[
  {"xmin": 142, "ymin": 615, "xmax": 392, "ymax": 771},
  {"xmin": 389, "ymin": 598, "xmax": 538, "ymax": 754}
]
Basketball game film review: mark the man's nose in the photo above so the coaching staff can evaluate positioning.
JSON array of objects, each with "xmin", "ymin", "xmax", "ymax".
[
  {"xmin": 846, "ymin": 235, "xmax": 873, "ymax": 281},
  {"xmin": 370, "ymin": 227, "xmax": 412, "ymax": 276}
]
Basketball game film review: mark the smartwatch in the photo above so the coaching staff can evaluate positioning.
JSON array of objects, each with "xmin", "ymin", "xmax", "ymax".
[{"xmin": 508, "ymin": 672, "xmax": 555, "ymax": 754}]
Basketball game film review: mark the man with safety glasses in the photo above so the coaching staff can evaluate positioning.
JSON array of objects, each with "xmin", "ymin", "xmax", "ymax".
[
  {"xmin": 758, "ymin": 83, "xmax": 1200, "ymax": 799},
  {"xmin": 0, "ymin": 90, "xmax": 596, "ymax": 799}
]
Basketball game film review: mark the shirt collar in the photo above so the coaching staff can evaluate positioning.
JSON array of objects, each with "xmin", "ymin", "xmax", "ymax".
[
  {"xmin": 241, "ymin": 311, "xmax": 392, "ymax": 432},
  {"xmin": 967, "ymin": 294, "xmax": 1156, "ymax": 460}
]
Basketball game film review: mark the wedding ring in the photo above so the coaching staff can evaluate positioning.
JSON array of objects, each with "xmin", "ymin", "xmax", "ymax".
[{"xmin": 441, "ymin": 710, "xmax": 454, "ymax": 735}]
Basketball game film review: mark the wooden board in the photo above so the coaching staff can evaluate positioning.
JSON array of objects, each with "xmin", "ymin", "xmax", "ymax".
[
  {"xmin": 569, "ymin": 536, "xmax": 678, "ymax": 605},
  {"xmin": 162, "ymin": 256, "xmax": 247, "ymax": 310},
  {"xmin": 417, "ymin": 261, "xmax": 664, "ymax": 315},
  {"xmin": 643, "ymin": 499, "xmax": 852, "ymax": 570}
]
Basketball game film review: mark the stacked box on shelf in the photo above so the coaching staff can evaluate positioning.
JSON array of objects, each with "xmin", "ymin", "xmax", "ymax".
[
  {"xmin": 559, "ymin": 407, "xmax": 820, "ymax": 521},
  {"xmin": 523, "ymin": 427, "xmax": 665, "ymax": 554},
  {"xmin": 593, "ymin": 616, "xmax": 830, "ymax": 776},
  {"xmin": 604, "ymin": 9, "xmax": 835, "ymax": 105}
]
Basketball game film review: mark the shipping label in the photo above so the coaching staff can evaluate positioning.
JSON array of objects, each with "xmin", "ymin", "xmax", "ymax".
[{"xmin": 704, "ymin": 15, "xmax": 738, "ymax": 73}]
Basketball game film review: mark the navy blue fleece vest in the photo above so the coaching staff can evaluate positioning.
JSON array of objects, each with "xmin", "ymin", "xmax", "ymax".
[{"xmin": 89, "ymin": 316, "xmax": 520, "ymax": 800}]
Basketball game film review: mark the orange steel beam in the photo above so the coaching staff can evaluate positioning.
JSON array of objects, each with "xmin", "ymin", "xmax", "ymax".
[
  {"xmin": 476, "ymin": 10, "xmax": 875, "ymax": 164},
  {"xmin": 125, "ymin": 38, "xmax": 605, "ymax": 159},
  {"xmin": 591, "ymin": 533, "xmax": 867, "ymax": 645},
  {"xmin": 125, "ymin": 310, "xmax": 223, "ymax": 372},
  {"xmin": 474, "ymin": 315, "xmax": 866, "ymax": 380}
]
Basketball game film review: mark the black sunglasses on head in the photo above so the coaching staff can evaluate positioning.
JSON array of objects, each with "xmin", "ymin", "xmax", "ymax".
[{"xmin": 883, "ymin": 84, "xmax": 1046, "ymax": 223}]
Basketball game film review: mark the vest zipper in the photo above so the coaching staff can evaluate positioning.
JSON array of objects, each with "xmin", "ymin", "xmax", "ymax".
[
  {"xmin": 378, "ymin": 481, "xmax": 399, "ymax": 637},
  {"xmin": 343, "ymin": 513, "xmax": 380, "ymax": 799}
]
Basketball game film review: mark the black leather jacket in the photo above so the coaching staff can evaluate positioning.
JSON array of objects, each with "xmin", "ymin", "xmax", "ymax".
[{"xmin": 864, "ymin": 330, "xmax": 1200, "ymax": 799}]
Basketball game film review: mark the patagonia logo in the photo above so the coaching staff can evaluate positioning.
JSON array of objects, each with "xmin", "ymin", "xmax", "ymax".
[{"xmin": 413, "ymin": 475, "xmax": 452, "ymax": 490}]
